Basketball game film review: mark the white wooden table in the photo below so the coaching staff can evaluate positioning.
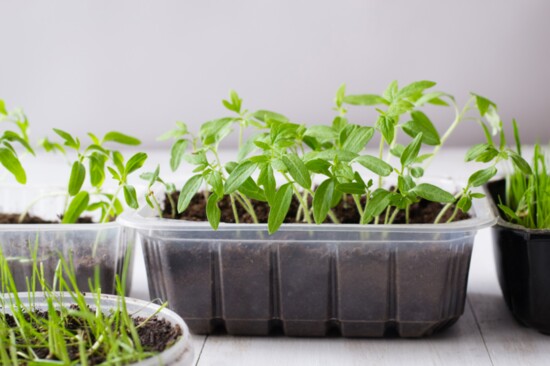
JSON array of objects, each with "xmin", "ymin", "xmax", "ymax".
[{"xmin": 20, "ymin": 148, "xmax": 550, "ymax": 366}]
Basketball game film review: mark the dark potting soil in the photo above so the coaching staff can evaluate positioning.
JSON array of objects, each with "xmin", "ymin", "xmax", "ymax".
[
  {"xmin": 162, "ymin": 191, "xmax": 470, "ymax": 224},
  {"xmin": 0, "ymin": 213, "xmax": 94, "ymax": 224},
  {"xmin": 2, "ymin": 306, "xmax": 182, "ymax": 365}
]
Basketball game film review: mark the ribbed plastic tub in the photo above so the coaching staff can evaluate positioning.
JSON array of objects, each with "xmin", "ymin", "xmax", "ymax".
[
  {"xmin": 0, "ymin": 186, "xmax": 135, "ymax": 294},
  {"xmin": 119, "ymin": 181, "xmax": 495, "ymax": 338},
  {"xmin": 1, "ymin": 292, "xmax": 194, "ymax": 365},
  {"xmin": 486, "ymin": 179, "xmax": 550, "ymax": 334}
]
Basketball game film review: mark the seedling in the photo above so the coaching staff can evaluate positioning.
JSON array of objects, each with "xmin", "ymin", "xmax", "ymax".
[
  {"xmin": 159, "ymin": 83, "xmax": 528, "ymax": 234},
  {"xmin": 0, "ymin": 245, "xmax": 180, "ymax": 365},
  {"xmin": 0, "ymin": 99, "xmax": 34, "ymax": 184},
  {"xmin": 39, "ymin": 130, "xmax": 147, "ymax": 223},
  {"xmin": 497, "ymin": 121, "xmax": 549, "ymax": 229}
]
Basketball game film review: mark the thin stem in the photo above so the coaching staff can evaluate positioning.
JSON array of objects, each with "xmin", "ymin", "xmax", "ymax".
[
  {"xmin": 405, "ymin": 204, "xmax": 410, "ymax": 224},
  {"xmin": 434, "ymin": 191, "xmax": 463, "ymax": 224},
  {"xmin": 101, "ymin": 186, "xmax": 123, "ymax": 223},
  {"xmin": 352, "ymin": 194, "xmax": 364, "ymax": 217},
  {"xmin": 327, "ymin": 210, "xmax": 341, "ymax": 224},
  {"xmin": 282, "ymin": 172, "xmax": 312, "ymax": 224},
  {"xmin": 166, "ymin": 192, "xmax": 176, "ymax": 219},
  {"xmin": 149, "ymin": 193, "xmax": 163, "ymax": 219},
  {"xmin": 229, "ymin": 194, "xmax": 240, "ymax": 224},
  {"xmin": 445, "ymin": 204, "xmax": 461, "ymax": 224},
  {"xmin": 388, "ymin": 207, "xmax": 400, "ymax": 224},
  {"xmin": 235, "ymin": 192, "xmax": 259, "ymax": 223},
  {"xmin": 378, "ymin": 136, "xmax": 385, "ymax": 189}
]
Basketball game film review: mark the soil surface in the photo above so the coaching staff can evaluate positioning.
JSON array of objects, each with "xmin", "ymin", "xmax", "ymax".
[
  {"xmin": 0, "ymin": 213, "xmax": 94, "ymax": 224},
  {"xmin": 2, "ymin": 306, "xmax": 182, "ymax": 365},
  {"xmin": 163, "ymin": 191, "xmax": 470, "ymax": 224}
]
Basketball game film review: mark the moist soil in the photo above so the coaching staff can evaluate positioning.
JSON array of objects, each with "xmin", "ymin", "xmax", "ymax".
[
  {"xmin": 0, "ymin": 213, "xmax": 94, "ymax": 224},
  {"xmin": 163, "ymin": 191, "xmax": 470, "ymax": 224},
  {"xmin": 2, "ymin": 306, "xmax": 182, "ymax": 365}
]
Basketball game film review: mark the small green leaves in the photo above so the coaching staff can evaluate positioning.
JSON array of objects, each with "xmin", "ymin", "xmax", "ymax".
[
  {"xmin": 343, "ymin": 94, "xmax": 388, "ymax": 106},
  {"xmin": 0, "ymin": 147, "xmax": 26, "ymax": 184},
  {"xmin": 354, "ymin": 155, "xmax": 393, "ymax": 176},
  {"xmin": 402, "ymin": 111, "xmax": 440, "ymax": 146},
  {"xmin": 396, "ymin": 80, "xmax": 436, "ymax": 99},
  {"xmin": 411, "ymin": 183, "xmax": 455, "ymax": 203},
  {"xmin": 472, "ymin": 93, "xmax": 496, "ymax": 117},
  {"xmin": 62, "ymin": 191, "xmax": 90, "ymax": 224},
  {"xmin": 170, "ymin": 139, "xmax": 188, "ymax": 171},
  {"xmin": 54, "ymin": 129, "xmax": 80, "ymax": 150},
  {"xmin": 68, "ymin": 161, "xmax": 86, "ymax": 196},
  {"xmin": 225, "ymin": 161, "xmax": 258, "ymax": 194},
  {"xmin": 376, "ymin": 115, "xmax": 396, "ymax": 144},
  {"xmin": 400, "ymin": 133, "xmax": 423, "ymax": 167},
  {"xmin": 178, "ymin": 175, "xmax": 203, "ymax": 213},
  {"xmin": 222, "ymin": 90, "xmax": 242, "ymax": 113},
  {"xmin": 123, "ymin": 184, "xmax": 139, "ymax": 209},
  {"xmin": 125, "ymin": 152, "xmax": 148, "ymax": 176},
  {"xmin": 268, "ymin": 183, "xmax": 293, "ymax": 234},
  {"xmin": 313, "ymin": 179, "xmax": 335, "ymax": 224},
  {"xmin": 103, "ymin": 132, "xmax": 141, "ymax": 146},
  {"xmin": 468, "ymin": 166, "xmax": 497, "ymax": 187},
  {"xmin": 206, "ymin": 194, "xmax": 221, "ymax": 230},
  {"xmin": 509, "ymin": 152, "xmax": 532, "ymax": 175},
  {"xmin": 341, "ymin": 127, "xmax": 374, "ymax": 153},
  {"xmin": 363, "ymin": 189, "xmax": 392, "ymax": 224},
  {"xmin": 282, "ymin": 154, "xmax": 311, "ymax": 190}
]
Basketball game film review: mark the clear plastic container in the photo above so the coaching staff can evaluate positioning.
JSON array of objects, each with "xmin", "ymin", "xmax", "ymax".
[
  {"xmin": 119, "ymin": 180, "xmax": 496, "ymax": 337},
  {"xmin": 2, "ymin": 292, "xmax": 194, "ymax": 365},
  {"xmin": 0, "ymin": 186, "xmax": 135, "ymax": 294}
]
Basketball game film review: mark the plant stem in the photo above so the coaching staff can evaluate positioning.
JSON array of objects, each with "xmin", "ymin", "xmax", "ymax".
[
  {"xmin": 235, "ymin": 192, "xmax": 259, "ymax": 223},
  {"xmin": 352, "ymin": 194, "xmax": 364, "ymax": 217},
  {"xmin": 388, "ymin": 207, "xmax": 400, "ymax": 224},
  {"xmin": 445, "ymin": 204, "xmax": 461, "ymax": 224},
  {"xmin": 405, "ymin": 204, "xmax": 410, "ymax": 224},
  {"xmin": 327, "ymin": 210, "xmax": 341, "ymax": 224},
  {"xmin": 378, "ymin": 136, "xmax": 385, "ymax": 188},
  {"xmin": 434, "ymin": 192, "xmax": 463, "ymax": 224},
  {"xmin": 229, "ymin": 194, "xmax": 240, "ymax": 224},
  {"xmin": 282, "ymin": 172, "xmax": 312, "ymax": 224},
  {"xmin": 101, "ymin": 186, "xmax": 123, "ymax": 223}
]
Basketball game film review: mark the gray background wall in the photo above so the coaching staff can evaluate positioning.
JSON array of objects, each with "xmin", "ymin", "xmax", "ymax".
[{"xmin": 0, "ymin": 0, "xmax": 548, "ymax": 148}]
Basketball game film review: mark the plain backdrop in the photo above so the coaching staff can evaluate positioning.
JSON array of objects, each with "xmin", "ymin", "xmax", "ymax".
[{"xmin": 0, "ymin": 0, "xmax": 549, "ymax": 148}]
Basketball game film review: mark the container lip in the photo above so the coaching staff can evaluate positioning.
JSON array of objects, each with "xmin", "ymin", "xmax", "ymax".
[
  {"xmin": 118, "ymin": 187, "xmax": 497, "ymax": 234},
  {"xmin": 1, "ymin": 292, "xmax": 192, "ymax": 365}
]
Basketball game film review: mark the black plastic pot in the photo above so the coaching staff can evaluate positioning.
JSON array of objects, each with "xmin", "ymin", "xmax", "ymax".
[{"xmin": 486, "ymin": 179, "xmax": 550, "ymax": 334}]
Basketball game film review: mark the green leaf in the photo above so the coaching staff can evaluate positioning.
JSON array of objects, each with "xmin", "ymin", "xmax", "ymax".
[
  {"xmin": 282, "ymin": 154, "xmax": 311, "ymax": 189},
  {"xmin": 410, "ymin": 167, "xmax": 424, "ymax": 178},
  {"xmin": 313, "ymin": 179, "xmax": 335, "ymax": 224},
  {"xmin": 107, "ymin": 166, "xmax": 121, "ymax": 181},
  {"xmin": 89, "ymin": 153, "xmax": 106, "ymax": 188},
  {"xmin": 457, "ymin": 195, "xmax": 472, "ymax": 213},
  {"xmin": 343, "ymin": 94, "xmax": 388, "ymax": 106},
  {"xmin": 383, "ymin": 80, "xmax": 399, "ymax": 102},
  {"xmin": 3, "ymin": 131, "xmax": 34, "ymax": 155},
  {"xmin": 376, "ymin": 115, "xmax": 396, "ymax": 144},
  {"xmin": 412, "ymin": 183, "xmax": 455, "ymax": 203},
  {"xmin": 206, "ymin": 194, "xmax": 221, "ymax": 230},
  {"xmin": 415, "ymin": 92, "xmax": 449, "ymax": 106},
  {"xmin": 336, "ymin": 182, "xmax": 365, "ymax": 194},
  {"xmin": 224, "ymin": 160, "xmax": 258, "ymax": 194},
  {"xmin": 512, "ymin": 119, "xmax": 522, "ymax": 156},
  {"xmin": 200, "ymin": 117, "xmax": 234, "ymax": 145},
  {"xmin": 68, "ymin": 161, "xmax": 86, "ymax": 196},
  {"xmin": 0, "ymin": 147, "xmax": 26, "ymax": 184},
  {"xmin": 103, "ymin": 131, "xmax": 141, "ymax": 145},
  {"xmin": 239, "ymin": 178, "xmax": 267, "ymax": 202},
  {"xmin": 170, "ymin": 139, "xmax": 188, "ymax": 171},
  {"xmin": 400, "ymin": 133, "xmax": 423, "ymax": 167},
  {"xmin": 313, "ymin": 149, "xmax": 358, "ymax": 162},
  {"xmin": 498, "ymin": 203, "xmax": 520, "ymax": 222},
  {"xmin": 112, "ymin": 151, "xmax": 125, "ymax": 174},
  {"xmin": 465, "ymin": 143, "xmax": 491, "ymax": 162},
  {"xmin": 396, "ymin": 80, "xmax": 436, "ymax": 99},
  {"xmin": 177, "ymin": 175, "xmax": 203, "ymax": 213},
  {"xmin": 305, "ymin": 125, "xmax": 338, "ymax": 142},
  {"xmin": 387, "ymin": 100, "xmax": 414, "ymax": 117},
  {"xmin": 206, "ymin": 170, "xmax": 224, "ymax": 197},
  {"xmin": 62, "ymin": 191, "xmax": 89, "ymax": 224},
  {"xmin": 472, "ymin": 93, "xmax": 496, "ymax": 116},
  {"xmin": 125, "ymin": 152, "xmax": 147, "ymax": 176},
  {"xmin": 390, "ymin": 144, "xmax": 405, "ymax": 158},
  {"xmin": 258, "ymin": 163, "xmax": 276, "ymax": 204},
  {"xmin": 268, "ymin": 183, "xmax": 293, "ymax": 234},
  {"xmin": 252, "ymin": 110, "xmax": 288, "ymax": 123},
  {"xmin": 0, "ymin": 100, "xmax": 6, "ymax": 115},
  {"xmin": 123, "ymin": 184, "xmax": 139, "ymax": 209},
  {"xmin": 342, "ymin": 127, "xmax": 374, "ymax": 153},
  {"xmin": 305, "ymin": 159, "xmax": 332, "ymax": 176},
  {"xmin": 53, "ymin": 128, "xmax": 79, "ymax": 149},
  {"xmin": 354, "ymin": 155, "xmax": 393, "ymax": 177},
  {"xmin": 468, "ymin": 166, "xmax": 497, "ymax": 187},
  {"xmin": 402, "ymin": 111, "xmax": 441, "ymax": 146},
  {"xmin": 335, "ymin": 84, "xmax": 346, "ymax": 108},
  {"xmin": 510, "ymin": 152, "xmax": 532, "ymax": 175},
  {"xmin": 363, "ymin": 189, "xmax": 392, "ymax": 223}
]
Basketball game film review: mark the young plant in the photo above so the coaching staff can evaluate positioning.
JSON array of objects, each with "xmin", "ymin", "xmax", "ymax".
[
  {"xmin": 40, "ymin": 130, "xmax": 147, "ymax": 223},
  {"xmin": 0, "ymin": 99, "xmax": 34, "ymax": 184},
  {"xmin": 497, "ymin": 121, "xmax": 549, "ymax": 229},
  {"xmin": 159, "ymin": 82, "xmax": 523, "ymax": 234},
  {"xmin": 0, "ymin": 247, "xmax": 181, "ymax": 365}
]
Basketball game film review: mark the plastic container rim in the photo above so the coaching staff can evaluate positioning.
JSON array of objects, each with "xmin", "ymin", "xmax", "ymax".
[{"xmin": 1, "ymin": 292, "xmax": 192, "ymax": 365}]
